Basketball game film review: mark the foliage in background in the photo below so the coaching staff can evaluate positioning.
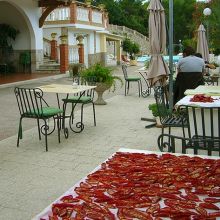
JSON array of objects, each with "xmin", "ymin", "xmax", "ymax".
[
  {"xmin": 81, "ymin": 0, "xmax": 220, "ymax": 55},
  {"xmin": 122, "ymin": 38, "xmax": 140, "ymax": 60},
  {"xmin": 0, "ymin": 23, "xmax": 19, "ymax": 72},
  {"xmin": 208, "ymin": 0, "xmax": 220, "ymax": 54},
  {"xmin": 160, "ymin": 0, "xmax": 196, "ymax": 52},
  {"xmin": 188, "ymin": 0, "xmax": 220, "ymax": 54},
  {"xmin": 0, "ymin": 23, "xmax": 19, "ymax": 56},
  {"xmin": 91, "ymin": 0, "xmax": 148, "ymax": 35}
]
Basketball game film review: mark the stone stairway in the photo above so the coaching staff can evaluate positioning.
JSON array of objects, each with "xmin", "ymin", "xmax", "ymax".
[{"xmin": 37, "ymin": 57, "xmax": 60, "ymax": 73}]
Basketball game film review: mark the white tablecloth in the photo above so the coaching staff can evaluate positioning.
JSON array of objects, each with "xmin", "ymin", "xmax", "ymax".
[
  {"xmin": 32, "ymin": 148, "xmax": 220, "ymax": 220},
  {"xmin": 176, "ymin": 95, "xmax": 220, "ymax": 107}
]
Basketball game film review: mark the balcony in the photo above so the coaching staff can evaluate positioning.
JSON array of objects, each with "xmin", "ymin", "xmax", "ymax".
[{"xmin": 43, "ymin": 1, "xmax": 108, "ymax": 28}]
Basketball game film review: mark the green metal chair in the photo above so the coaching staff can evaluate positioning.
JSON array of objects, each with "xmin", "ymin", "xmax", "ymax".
[
  {"xmin": 122, "ymin": 64, "xmax": 142, "ymax": 97},
  {"xmin": 14, "ymin": 87, "xmax": 63, "ymax": 151},
  {"xmin": 62, "ymin": 78, "xmax": 96, "ymax": 133}
]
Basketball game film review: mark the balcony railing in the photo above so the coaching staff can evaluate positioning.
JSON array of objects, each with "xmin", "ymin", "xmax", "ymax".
[
  {"xmin": 46, "ymin": 8, "xmax": 70, "ymax": 21},
  {"xmin": 44, "ymin": 1, "xmax": 107, "ymax": 27}
]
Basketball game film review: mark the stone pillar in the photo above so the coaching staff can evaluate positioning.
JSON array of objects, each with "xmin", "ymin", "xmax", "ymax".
[
  {"xmin": 100, "ymin": 33, "xmax": 107, "ymax": 66},
  {"xmin": 77, "ymin": 35, "xmax": 84, "ymax": 64},
  {"xmin": 59, "ymin": 35, "xmax": 69, "ymax": 73},
  {"xmin": 50, "ymin": 33, "xmax": 57, "ymax": 61},
  {"xmin": 105, "ymin": 12, "xmax": 109, "ymax": 28},
  {"xmin": 70, "ymin": 2, "xmax": 77, "ymax": 23},
  {"xmin": 116, "ymin": 40, "xmax": 122, "ymax": 65},
  {"xmin": 78, "ymin": 44, "xmax": 84, "ymax": 64},
  {"xmin": 88, "ymin": 7, "xmax": 92, "ymax": 24}
]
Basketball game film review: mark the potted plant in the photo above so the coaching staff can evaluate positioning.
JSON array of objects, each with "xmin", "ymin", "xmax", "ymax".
[
  {"xmin": 0, "ymin": 23, "xmax": 19, "ymax": 72},
  {"xmin": 148, "ymin": 103, "xmax": 159, "ymax": 118},
  {"xmin": 148, "ymin": 103, "xmax": 172, "ymax": 128},
  {"xmin": 80, "ymin": 63, "xmax": 123, "ymax": 105},
  {"xmin": 122, "ymin": 38, "xmax": 140, "ymax": 66},
  {"xmin": 144, "ymin": 60, "xmax": 150, "ymax": 70}
]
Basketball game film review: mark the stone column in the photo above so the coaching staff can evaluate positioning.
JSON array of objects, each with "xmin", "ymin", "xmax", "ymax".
[
  {"xmin": 77, "ymin": 35, "xmax": 84, "ymax": 64},
  {"xmin": 100, "ymin": 33, "xmax": 107, "ymax": 66},
  {"xmin": 116, "ymin": 40, "xmax": 122, "ymax": 65},
  {"xmin": 70, "ymin": 2, "xmax": 77, "ymax": 24},
  {"xmin": 59, "ymin": 35, "xmax": 69, "ymax": 73},
  {"xmin": 50, "ymin": 33, "xmax": 58, "ymax": 61}
]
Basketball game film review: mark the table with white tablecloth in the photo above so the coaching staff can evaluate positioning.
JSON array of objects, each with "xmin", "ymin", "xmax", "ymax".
[
  {"xmin": 176, "ymin": 93, "xmax": 220, "ymax": 138},
  {"xmin": 32, "ymin": 148, "xmax": 220, "ymax": 220}
]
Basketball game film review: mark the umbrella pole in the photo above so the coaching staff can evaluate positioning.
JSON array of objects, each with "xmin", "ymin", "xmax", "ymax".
[{"xmin": 168, "ymin": 0, "xmax": 174, "ymax": 110}]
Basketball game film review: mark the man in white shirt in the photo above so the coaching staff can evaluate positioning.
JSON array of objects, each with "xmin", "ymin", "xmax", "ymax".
[
  {"xmin": 174, "ymin": 46, "xmax": 205, "ymax": 104},
  {"xmin": 177, "ymin": 49, "xmax": 205, "ymax": 73}
]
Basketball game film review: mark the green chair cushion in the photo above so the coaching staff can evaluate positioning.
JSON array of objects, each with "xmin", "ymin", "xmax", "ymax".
[
  {"xmin": 127, "ymin": 77, "xmax": 141, "ymax": 81},
  {"xmin": 26, "ymin": 107, "xmax": 63, "ymax": 117},
  {"xmin": 62, "ymin": 96, "xmax": 92, "ymax": 103}
]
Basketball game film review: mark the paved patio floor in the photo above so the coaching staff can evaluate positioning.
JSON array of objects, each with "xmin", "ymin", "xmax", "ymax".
[{"xmin": 0, "ymin": 65, "xmax": 183, "ymax": 219}]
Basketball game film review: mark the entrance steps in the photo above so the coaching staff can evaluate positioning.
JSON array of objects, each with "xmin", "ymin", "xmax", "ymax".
[{"xmin": 36, "ymin": 57, "xmax": 60, "ymax": 73}]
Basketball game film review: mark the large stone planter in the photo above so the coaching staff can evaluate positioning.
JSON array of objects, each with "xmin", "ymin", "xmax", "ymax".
[{"xmin": 94, "ymin": 83, "xmax": 111, "ymax": 105}]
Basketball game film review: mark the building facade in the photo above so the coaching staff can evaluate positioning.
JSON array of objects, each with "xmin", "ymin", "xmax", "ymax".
[{"xmin": 0, "ymin": 0, "xmax": 122, "ymax": 73}]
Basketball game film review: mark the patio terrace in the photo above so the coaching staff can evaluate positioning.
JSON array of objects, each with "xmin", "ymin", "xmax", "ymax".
[{"xmin": 0, "ymin": 65, "xmax": 183, "ymax": 219}]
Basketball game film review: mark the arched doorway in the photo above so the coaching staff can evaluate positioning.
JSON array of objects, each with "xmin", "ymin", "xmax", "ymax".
[{"xmin": 0, "ymin": 0, "xmax": 43, "ymax": 73}]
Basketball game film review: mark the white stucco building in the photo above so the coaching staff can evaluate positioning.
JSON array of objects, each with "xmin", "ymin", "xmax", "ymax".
[{"xmin": 0, "ymin": 0, "xmax": 122, "ymax": 73}]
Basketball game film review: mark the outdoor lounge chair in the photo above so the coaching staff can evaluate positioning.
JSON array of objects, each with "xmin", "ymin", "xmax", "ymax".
[
  {"xmin": 14, "ymin": 87, "xmax": 63, "ymax": 151},
  {"xmin": 158, "ymin": 105, "xmax": 220, "ymax": 156}
]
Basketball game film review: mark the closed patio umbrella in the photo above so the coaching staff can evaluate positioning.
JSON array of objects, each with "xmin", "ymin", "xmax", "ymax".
[
  {"xmin": 147, "ymin": 0, "xmax": 170, "ymax": 86},
  {"xmin": 196, "ymin": 24, "xmax": 209, "ymax": 62}
]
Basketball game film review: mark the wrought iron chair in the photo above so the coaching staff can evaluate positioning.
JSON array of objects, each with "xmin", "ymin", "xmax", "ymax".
[
  {"xmin": 203, "ymin": 75, "xmax": 219, "ymax": 86},
  {"xmin": 122, "ymin": 64, "xmax": 142, "ymax": 97},
  {"xmin": 14, "ymin": 87, "xmax": 63, "ymax": 151},
  {"xmin": 158, "ymin": 105, "xmax": 220, "ymax": 156},
  {"xmin": 62, "ymin": 78, "xmax": 96, "ymax": 133},
  {"xmin": 154, "ymin": 86, "xmax": 188, "ymax": 141}
]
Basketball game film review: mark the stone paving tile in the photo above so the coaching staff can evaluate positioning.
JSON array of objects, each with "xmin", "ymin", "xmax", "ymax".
[{"xmin": 0, "ymin": 206, "xmax": 32, "ymax": 220}]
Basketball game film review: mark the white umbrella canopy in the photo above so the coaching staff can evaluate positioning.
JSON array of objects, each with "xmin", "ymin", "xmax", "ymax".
[
  {"xmin": 147, "ymin": 0, "xmax": 170, "ymax": 86},
  {"xmin": 196, "ymin": 24, "xmax": 209, "ymax": 62}
]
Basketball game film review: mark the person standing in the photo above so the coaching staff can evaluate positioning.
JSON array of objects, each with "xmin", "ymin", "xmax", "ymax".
[{"xmin": 174, "ymin": 46, "xmax": 205, "ymax": 104}]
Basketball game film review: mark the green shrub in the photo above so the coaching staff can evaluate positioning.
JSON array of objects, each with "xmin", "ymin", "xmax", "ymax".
[
  {"xmin": 80, "ymin": 63, "xmax": 123, "ymax": 92},
  {"xmin": 122, "ymin": 38, "xmax": 140, "ymax": 60}
]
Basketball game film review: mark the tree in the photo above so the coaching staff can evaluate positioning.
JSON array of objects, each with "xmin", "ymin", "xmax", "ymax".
[
  {"xmin": 92, "ymin": 0, "xmax": 149, "ymax": 35},
  {"xmin": 91, "ymin": 0, "xmax": 220, "ymax": 54},
  {"xmin": 192, "ymin": 0, "xmax": 220, "ymax": 54},
  {"xmin": 122, "ymin": 38, "xmax": 140, "ymax": 60},
  {"xmin": 208, "ymin": 0, "xmax": 220, "ymax": 54},
  {"xmin": 161, "ymin": 0, "xmax": 196, "ymax": 48}
]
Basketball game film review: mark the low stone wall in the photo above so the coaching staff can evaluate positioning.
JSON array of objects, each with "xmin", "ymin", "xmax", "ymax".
[
  {"xmin": 88, "ymin": 52, "xmax": 106, "ymax": 67},
  {"xmin": 108, "ymin": 24, "xmax": 150, "ymax": 55}
]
